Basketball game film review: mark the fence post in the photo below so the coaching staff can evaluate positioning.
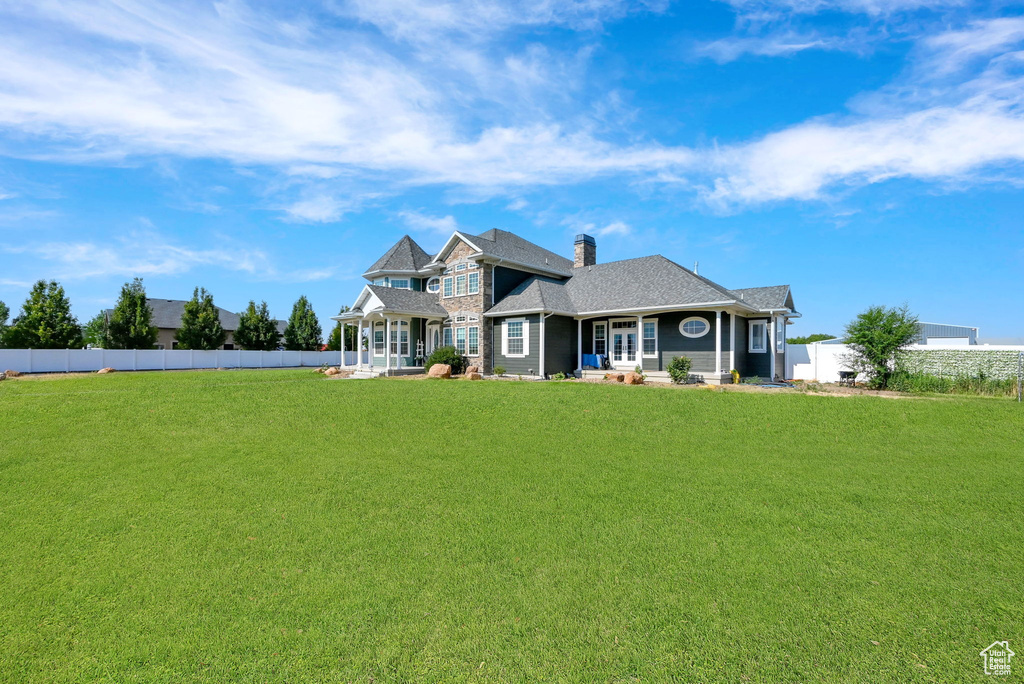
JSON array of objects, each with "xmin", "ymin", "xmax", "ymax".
[
  {"xmin": 28, "ymin": 349, "xmax": 32, "ymax": 374},
  {"xmin": 66, "ymin": 348, "xmax": 70, "ymax": 373}
]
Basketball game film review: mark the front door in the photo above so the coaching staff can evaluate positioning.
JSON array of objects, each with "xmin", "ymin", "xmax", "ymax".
[
  {"xmin": 611, "ymin": 320, "xmax": 637, "ymax": 368},
  {"xmin": 427, "ymin": 324, "xmax": 441, "ymax": 355}
]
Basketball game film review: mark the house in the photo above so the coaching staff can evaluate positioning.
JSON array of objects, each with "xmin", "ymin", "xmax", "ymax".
[
  {"xmin": 333, "ymin": 230, "xmax": 799, "ymax": 382},
  {"xmin": 917, "ymin": 322, "xmax": 978, "ymax": 345},
  {"xmin": 105, "ymin": 299, "xmax": 287, "ymax": 350}
]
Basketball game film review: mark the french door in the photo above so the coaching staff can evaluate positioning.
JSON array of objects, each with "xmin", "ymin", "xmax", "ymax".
[{"xmin": 611, "ymin": 320, "xmax": 637, "ymax": 368}]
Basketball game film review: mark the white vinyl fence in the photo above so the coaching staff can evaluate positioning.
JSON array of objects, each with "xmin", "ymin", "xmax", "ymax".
[
  {"xmin": 788, "ymin": 343, "xmax": 1024, "ymax": 382},
  {"xmin": 0, "ymin": 349, "xmax": 370, "ymax": 374}
]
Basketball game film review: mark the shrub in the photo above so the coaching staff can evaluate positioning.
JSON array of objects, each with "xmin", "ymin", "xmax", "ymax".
[
  {"xmin": 889, "ymin": 371, "xmax": 1017, "ymax": 397},
  {"xmin": 426, "ymin": 345, "xmax": 467, "ymax": 374},
  {"xmin": 666, "ymin": 356, "xmax": 693, "ymax": 384},
  {"xmin": 842, "ymin": 304, "xmax": 919, "ymax": 389},
  {"xmin": 493, "ymin": 365, "xmax": 506, "ymax": 377},
  {"xmin": 551, "ymin": 371, "xmax": 567, "ymax": 381},
  {"xmin": 741, "ymin": 375, "xmax": 761, "ymax": 385}
]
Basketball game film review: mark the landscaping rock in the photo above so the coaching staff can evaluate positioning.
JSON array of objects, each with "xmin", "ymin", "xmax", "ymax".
[
  {"xmin": 464, "ymin": 372, "xmax": 483, "ymax": 380},
  {"xmin": 324, "ymin": 367, "xmax": 340, "ymax": 376},
  {"xmin": 427, "ymin": 364, "xmax": 451, "ymax": 379},
  {"xmin": 4, "ymin": 369, "xmax": 21, "ymax": 377},
  {"xmin": 465, "ymin": 365, "xmax": 479, "ymax": 374},
  {"xmin": 605, "ymin": 373, "xmax": 624, "ymax": 383},
  {"xmin": 624, "ymin": 372, "xmax": 644, "ymax": 385},
  {"xmin": 97, "ymin": 367, "xmax": 116, "ymax": 374}
]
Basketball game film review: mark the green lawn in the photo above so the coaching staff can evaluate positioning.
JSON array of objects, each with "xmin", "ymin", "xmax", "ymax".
[{"xmin": 0, "ymin": 370, "xmax": 1021, "ymax": 683}]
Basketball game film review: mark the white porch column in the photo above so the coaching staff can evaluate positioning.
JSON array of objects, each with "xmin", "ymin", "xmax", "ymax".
[
  {"xmin": 357, "ymin": 318, "xmax": 365, "ymax": 370},
  {"xmin": 340, "ymin": 321, "xmax": 347, "ymax": 367},
  {"xmin": 385, "ymin": 316, "xmax": 392, "ymax": 373},
  {"xmin": 576, "ymin": 318, "xmax": 582, "ymax": 372},
  {"xmin": 539, "ymin": 314, "xmax": 546, "ymax": 378},
  {"xmin": 729, "ymin": 312, "xmax": 736, "ymax": 377},
  {"xmin": 715, "ymin": 310, "xmax": 722, "ymax": 375},
  {"xmin": 396, "ymin": 319, "xmax": 403, "ymax": 370},
  {"xmin": 637, "ymin": 314, "xmax": 643, "ymax": 369},
  {"xmin": 768, "ymin": 314, "xmax": 776, "ymax": 380}
]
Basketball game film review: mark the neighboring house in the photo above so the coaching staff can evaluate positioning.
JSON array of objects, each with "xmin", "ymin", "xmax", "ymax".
[
  {"xmin": 104, "ymin": 299, "xmax": 287, "ymax": 350},
  {"xmin": 334, "ymin": 230, "xmax": 799, "ymax": 382},
  {"xmin": 917, "ymin": 321, "xmax": 978, "ymax": 345}
]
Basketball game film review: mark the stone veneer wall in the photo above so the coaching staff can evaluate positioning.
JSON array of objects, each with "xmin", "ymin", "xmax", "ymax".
[
  {"xmin": 897, "ymin": 349, "xmax": 1023, "ymax": 380},
  {"xmin": 441, "ymin": 239, "xmax": 493, "ymax": 373}
]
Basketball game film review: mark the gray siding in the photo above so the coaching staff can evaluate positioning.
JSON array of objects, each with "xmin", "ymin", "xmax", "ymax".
[
  {"xmin": 493, "ymin": 266, "xmax": 534, "ymax": 303},
  {"xmin": 492, "ymin": 313, "xmax": 541, "ymax": 375},
  {"xmin": 738, "ymin": 317, "xmax": 771, "ymax": 379},
  {"xmin": 544, "ymin": 315, "xmax": 577, "ymax": 376}
]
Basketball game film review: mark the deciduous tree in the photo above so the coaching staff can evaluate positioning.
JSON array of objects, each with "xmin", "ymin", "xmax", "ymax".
[
  {"xmin": 107, "ymin": 278, "xmax": 158, "ymax": 349},
  {"xmin": 326, "ymin": 306, "xmax": 357, "ymax": 351},
  {"xmin": 82, "ymin": 311, "xmax": 109, "ymax": 348},
  {"xmin": 174, "ymin": 287, "xmax": 227, "ymax": 350},
  {"xmin": 842, "ymin": 305, "xmax": 919, "ymax": 389},
  {"xmin": 234, "ymin": 300, "xmax": 281, "ymax": 351}
]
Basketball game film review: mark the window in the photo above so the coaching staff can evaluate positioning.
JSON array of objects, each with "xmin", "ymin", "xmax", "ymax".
[
  {"xmin": 443, "ymin": 277, "xmax": 453, "ymax": 298},
  {"xmin": 468, "ymin": 314, "xmax": 479, "ymax": 322},
  {"xmin": 390, "ymin": 279, "xmax": 410, "ymax": 290},
  {"xmin": 503, "ymin": 318, "xmax": 528, "ymax": 357},
  {"xmin": 373, "ymin": 278, "xmax": 387, "ymax": 286},
  {"xmin": 468, "ymin": 326, "xmax": 479, "ymax": 356},
  {"xmin": 643, "ymin": 320, "xmax": 658, "ymax": 357},
  {"xmin": 390, "ymin": 321, "xmax": 409, "ymax": 356},
  {"xmin": 593, "ymin": 322, "xmax": 606, "ymax": 355},
  {"xmin": 611, "ymin": 320, "xmax": 637, "ymax": 330},
  {"xmin": 468, "ymin": 271, "xmax": 479, "ymax": 295},
  {"xmin": 374, "ymin": 324, "xmax": 385, "ymax": 355},
  {"xmin": 455, "ymin": 327, "xmax": 467, "ymax": 354},
  {"xmin": 224, "ymin": 343, "xmax": 234, "ymax": 351},
  {"xmin": 468, "ymin": 262, "xmax": 478, "ymax": 269},
  {"xmin": 679, "ymin": 316, "xmax": 709, "ymax": 338},
  {"xmin": 749, "ymin": 320, "xmax": 767, "ymax": 353},
  {"xmin": 455, "ymin": 274, "xmax": 467, "ymax": 296},
  {"xmin": 426, "ymin": 277, "xmax": 440, "ymax": 294},
  {"xmin": 776, "ymin": 318, "xmax": 785, "ymax": 353},
  {"xmin": 443, "ymin": 327, "xmax": 453, "ymax": 347},
  {"xmin": 455, "ymin": 263, "xmax": 467, "ymax": 271},
  {"xmin": 454, "ymin": 314, "xmax": 467, "ymax": 323}
]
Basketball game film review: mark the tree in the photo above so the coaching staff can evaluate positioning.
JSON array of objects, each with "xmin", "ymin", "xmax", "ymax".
[
  {"xmin": 842, "ymin": 305, "xmax": 919, "ymax": 389},
  {"xmin": 787, "ymin": 333, "xmax": 837, "ymax": 345},
  {"xmin": 82, "ymin": 311, "xmax": 109, "ymax": 348},
  {"xmin": 3, "ymin": 280, "xmax": 83, "ymax": 349},
  {"xmin": 107, "ymin": 278, "xmax": 158, "ymax": 349},
  {"xmin": 174, "ymin": 287, "xmax": 227, "ymax": 350},
  {"xmin": 234, "ymin": 300, "xmax": 281, "ymax": 351},
  {"xmin": 0, "ymin": 300, "xmax": 8, "ymax": 348},
  {"xmin": 326, "ymin": 306, "xmax": 358, "ymax": 351},
  {"xmin": 283, "ymin": 295, "xmax": 322, "ymax": 351}
]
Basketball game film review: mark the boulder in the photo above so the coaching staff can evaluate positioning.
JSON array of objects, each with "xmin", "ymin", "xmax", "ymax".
[
  {"xmin": 605, "ymin": 373, "xmax": 624, "ymax": 383},
  {"xmin": 97, "ymin": 367, "xmax": 116, "ymax": 374},
  {"xmin": 464, "ymin": 372, "xmax": 483, "ymax": 380},
  {"xmin": 465, "ymin": 365, "xmax": 479, "ymax": 374},
  {"xmin": 427, "ymin": 364, "xmax": 452, "ymax": 379},
  {"xmin": 4, "ymin": 369, "xmax": 21, "ymax": 377},
  {"xmin": 624, "ymin": 372, "xmax": 644, "ymax": 385},
  {"xmin": 324, "ymin": 367, "xmax": 340, "ymax": 376}
]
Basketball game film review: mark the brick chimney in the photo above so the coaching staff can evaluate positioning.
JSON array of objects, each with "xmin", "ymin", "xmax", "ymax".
[{"xmin": 574, "ymin": 234, "xmax": 596, "ymax": 268}]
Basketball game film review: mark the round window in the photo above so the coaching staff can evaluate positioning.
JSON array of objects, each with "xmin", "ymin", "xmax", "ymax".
[
  {"xmin": 426, "ymin": 276, "xmax": 441, "ymax": 294},
  {"xmin": 679, "ymin": 317, "xmax": 709, "ymax": 338}
]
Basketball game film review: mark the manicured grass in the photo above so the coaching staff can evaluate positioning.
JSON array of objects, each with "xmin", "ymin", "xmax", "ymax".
[{"xmin": 0, "ymin": 371, "xmax": 1021, "ymax": 683}]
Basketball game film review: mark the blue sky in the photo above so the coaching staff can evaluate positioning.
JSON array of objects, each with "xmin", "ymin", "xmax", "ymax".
[{"xmin": 1, "ymin": 0, "xmax": 1022, "ymax": 341}]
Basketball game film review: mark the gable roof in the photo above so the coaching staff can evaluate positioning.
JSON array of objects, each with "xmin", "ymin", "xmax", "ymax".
[
  {"xmin": 429, "ymin": 228, "xmax": 574, "ymax": 277},
  {"xmin": 730, "ymin": 285, "xmax": 794, "ymax": 312},
  {"xmin": 363, "ymin": 235, "xmax": 433, "ymax": 276},
  {"xmin": 339, "ymin": 285, "xmax": 448, "ymax": 319},
  {"xmin": 486, "ymin": 276, "xmax": 577, "ymax": 316},
  {"xmin": 107, "ymin": 299, "xmax": 254, "ymax": 332}
]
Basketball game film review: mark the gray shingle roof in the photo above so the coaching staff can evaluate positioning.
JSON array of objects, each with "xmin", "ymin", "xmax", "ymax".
[
  {"xmin": 106, "ymin": 300, "xmax": 290, "ymax": 333},
  {"xmin": 465, "ymin": 229, "xmax": 575, "ymax": 276},
  {"xmin": 730, "ymin": 285, "xmax": 792, "ymax": 311},
  {"xmin": 364, "ymin": 235, "xmax": 433, "ymax": 275},
  {"xmin": 486, "ymin": 256, "xmax": 794, "ymax": 316},
  {"xmin": 363, "ymin": 285, "xmax": 448, "ymax": 316}
]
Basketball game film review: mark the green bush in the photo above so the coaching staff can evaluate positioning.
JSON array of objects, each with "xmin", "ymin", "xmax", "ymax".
[
  {"xmin": 741, "ymin": 376, "xmax": 762, "ymax": 385},
  {"xmin": 551, "ymin": 371, "xmax": 567, "ymax": 381},
  {"xmin": 493, "ymin": 365, "xmax": 506, "ymax": 377},
  {"xmin": 426, "ymin": 345, "xmax": 467, "ymax": 375},
  {"xmin": 666, "ymin": 356, "xmax": 692, "ymax": 384},
  {"xmin": 888, "ymin": 371, "xmax": 1017, "ymax": 397}
]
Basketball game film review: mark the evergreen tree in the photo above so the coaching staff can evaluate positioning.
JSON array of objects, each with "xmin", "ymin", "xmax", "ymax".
[
  {"xmin": 107, "ymin": 278, "xmax": 159, "ymax": 349},
  {"xmin": 234, "ymin": 300, "xmax": 281, "ymax": 351},
  {"xmin": 174, "ymin": 287, "xmax": 227, "ymax": 350},
  {"xmin": 0, "ymin": 300, "xmax": 8, "ymax": 348},
  {"xmin": 3, "ymin": 280, "xmax": 83, "ymax": 349},
  {"xmin": 82, "ymin": 311, "xmax": 110, "ymax": 348},
  {"xmin": 283, "ymin": 295, "xmax": 322, "ymax": 351},
  {"xmin": 326, "ymin": 306, "xmax": 357, "ymax": 351}
]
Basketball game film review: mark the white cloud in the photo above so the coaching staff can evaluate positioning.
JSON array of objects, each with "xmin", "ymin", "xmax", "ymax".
[
  {"xmin": 719, "ymin": 0, "xmax": 964, "ymax": 17},
  {"xmin": 694, "ymin": 31, "xmax": 862, "ymax": 62},
  {"xmin": 282, "ymin": 195, "xmax": 348, "ymax": 223},
  {"xmin": 398, "ymin": 210, "xmax": 458, "ymax": 234},
  {"xmin": 592, "ymin": 220, "xmax": 632, "ymax": 236},
  {"xmin": 506, "ymin": 198, "xmax": 529, "ymax": 210}
]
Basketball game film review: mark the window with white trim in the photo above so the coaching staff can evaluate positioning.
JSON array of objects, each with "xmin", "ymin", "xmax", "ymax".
[
  {"xmin": 390, "ymin": 279, "xmax": 410, "ymax": 290},
  {"xmin": 503, "ymin": 318, "xmax": 528, "ymax": 357},
  {"xmin": 680, "ymin": 316, "xmax": 709, "ymax": 338},
  {"xmin": 455, "ymin": 263, "xmax": 467, "ymax": 271},
  {"xmin": 775, "ymin": 318, "xmax": 785, "ymax": 353},
  {"xmin": 749, "ymin": 320, "xmax": 767, "ymax": 353},
  {"xmin": 389, "ymin": 321, "xmax": 409, "ymax": 356},
  {"xmin": 454, "ymin": 314, "xmax": 467, "ymax": 323},
  {"xmin": 593, "ymin": 322, "xmax": 606, "ymax": 355},
  {"xmin": 443, "ymin": 277, "xmax": 453, "ymax": 298},
  {"xmin": 468, "ymin": 313, "xmax": 479, "ymax": 322},
  {"xmin": 468, "ymin": 262, "xmax": 478, "ymax": 269},
  {"xmin": 468, "ymin": 326, "xmax": 479, "ymax": 356},
  {"xmin": 426, "ymin": 276, "xmax": 440, "ymax": 294},
  {"xmin": 455, "ymin": 327, "xmax": 467, "ymax": 354},
  {"xmin": 643, "ymin": 319, "xmax": 658, "ymax": 357},
  {"xmin": 443, "ymin": 327, "xmax": 453, "ymax": 347},
  {"xmin": 455, "ymin": 274, "xmax": 467, "ymax": 296},
  {"xmin": 468, "ymin": 271, "xmax": 479, "ymax": 295},
  {"xmin": 374, "ymin": 323, "xmax": 385, "ymax": 356}
]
